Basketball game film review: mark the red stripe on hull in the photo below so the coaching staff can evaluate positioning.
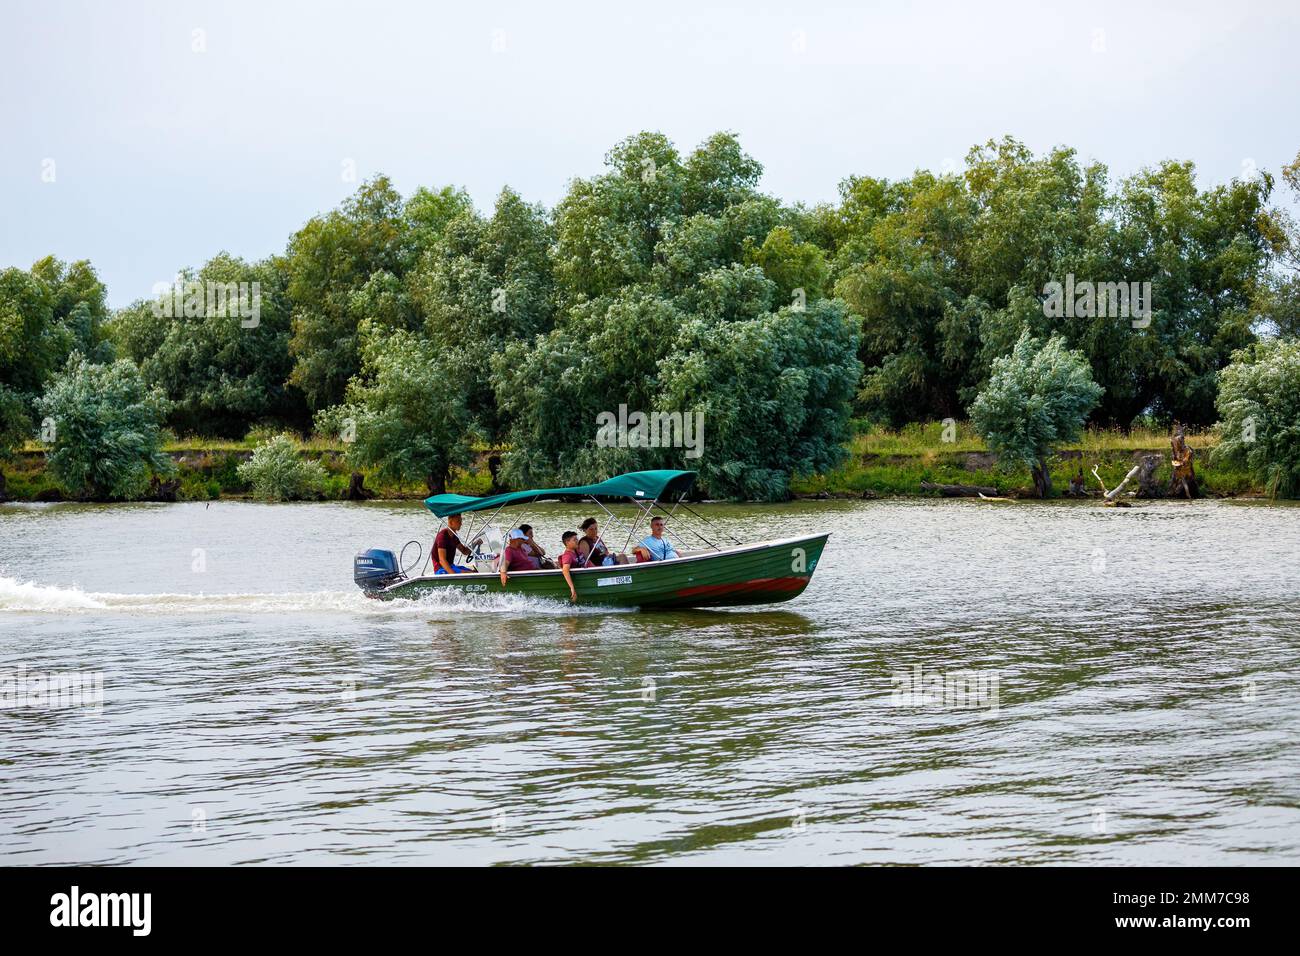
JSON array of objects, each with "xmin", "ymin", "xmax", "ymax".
[{"xmin": 673, "ymin": 577, "xmax": 809, "ymax": 599}]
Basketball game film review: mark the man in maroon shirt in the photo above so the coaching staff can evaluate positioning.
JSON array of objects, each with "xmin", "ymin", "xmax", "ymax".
[
  {"xmin": 433, "ymin": 514, "xmax": 481, "ymax": 574},
  {"xmin": 557, "ymin": 530, "xmax": 581, "ymax": 603}
]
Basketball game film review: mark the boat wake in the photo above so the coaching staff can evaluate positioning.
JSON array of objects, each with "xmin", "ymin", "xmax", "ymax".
[{"xmin": 0, "ymin": 575, "xmax": 629, "ymax": 617}]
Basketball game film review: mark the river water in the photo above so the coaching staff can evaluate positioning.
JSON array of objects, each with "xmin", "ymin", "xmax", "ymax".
[{"xmin": 1, "ymin": 498, "xmax": 1298, "ymax": 865}]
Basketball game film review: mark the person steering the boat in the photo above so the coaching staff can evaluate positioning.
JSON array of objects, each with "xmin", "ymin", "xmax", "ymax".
[
  {"xmin": 498, "ymin": 529, "xmax": 536, "ymax": 587},
  {"xmin": 633, "ymin": 516, "xmax": 678, "ymax": 562},
  {"xmin": 557, "ymin": 531, "xmax": 581, "ymax": 603},
  {"xmin": 434, "ymin": 513, "xmax": 481, "ymax": 574},
  {"xmin": 575, "ymin": 517, "xmax": 625, "ymax": 566}
]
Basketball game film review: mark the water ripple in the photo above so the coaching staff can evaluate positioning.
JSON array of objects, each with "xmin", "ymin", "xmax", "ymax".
[{"xmin": 1, "ymin": 498, "xmax": 1298, "ymax": 864}]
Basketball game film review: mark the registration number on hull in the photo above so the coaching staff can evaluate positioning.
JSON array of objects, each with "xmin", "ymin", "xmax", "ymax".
[{"xmin": 596, "ymin": 575, "xmax": 634, "ymax": 587}]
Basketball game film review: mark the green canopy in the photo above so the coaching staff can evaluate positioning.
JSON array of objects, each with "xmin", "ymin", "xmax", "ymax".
[{"xmin": 424, "ymin": 470, "xmax": 696, "ymax": 519}]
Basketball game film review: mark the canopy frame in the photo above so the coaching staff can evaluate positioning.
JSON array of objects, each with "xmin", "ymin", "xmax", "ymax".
[{"xmin": 423, "ymin": 470, "xmax": 698, "ymax": 519}]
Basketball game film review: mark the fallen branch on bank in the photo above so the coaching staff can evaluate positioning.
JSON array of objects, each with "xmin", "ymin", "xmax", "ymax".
[{"xmin": 1091, "ymin": 463, "xmax": 1141, "ymax": 503}]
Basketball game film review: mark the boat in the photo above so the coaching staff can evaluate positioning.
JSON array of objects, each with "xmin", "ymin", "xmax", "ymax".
[{"xmin": 352, "ymin": 470, "xmax": 828, "ymax": 609}]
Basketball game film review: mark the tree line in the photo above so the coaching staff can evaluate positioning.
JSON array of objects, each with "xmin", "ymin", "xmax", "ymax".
[{"xmin": 2, "ymin": 132, "xmax": 1298, "ymax": 500}]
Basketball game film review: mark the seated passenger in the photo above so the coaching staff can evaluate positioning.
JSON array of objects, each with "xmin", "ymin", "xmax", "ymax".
[
  {"xmin": 498, "ymin": 529, "xmax": 537, "ymax": 587},
  {"xmin": 557, "ymin": 530, "xmax": 581, "ymax": 603},
  {"xmin": 633, "ymin": 516, "xmax": 678, "ymax": 562},
  {"xmin": 434, "ymin": 513, "xmax": 481, "ymax": 574},
  {"xmin": 519, "ymin": 524, "xmax": 555, "ymax": 570},
  {"xmin": 575, "ymin": 517, "xmax": 627, "ymax": 567}
]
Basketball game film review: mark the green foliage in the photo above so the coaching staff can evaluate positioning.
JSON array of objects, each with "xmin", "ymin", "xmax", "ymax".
[
  {"xmin": 743, "ymin": 225, "xmax": 830, "ymax": 305},
  {"xmin": 969, "ymin": 331, "xmax": 1103, "ymax": 495},
  {"xmin": 196, "ymin": 452, "xmax": 248, "ymax": 494},
  {"xmin": 178, "ymin": 471, "xmax": 222, "ymax": 501},
  {"xmin": 493, "ymin": 131, "xmax": 860, "ymax": 497},
  {"xmin": 7, "ymin": 130, "xmax": 1292, "ymax": 502},
  {"xmin": 236, "ymin": 435, "xmax": 326, "ymax": 501},
  {"xmin": 35, "ymin": 354, "xmax": 172, "ymax": 500},
  {"xmin": 106, "ymin": 299, "xmax": 167, "ymax": 369},
  {"xmin": 286, "ymin": 176, "xmax": 422, "ymax": 410},
  {"xmin": 110, "ymin": 255, "xmax": 306, "ymax": 437},
  {"xmin": 551, "ymin": 131, "xmax": 766, "ymax": 306},
  {"xmin": 0, "ymin": 257, "xmax": 112, "ymax": 436},
  {"xmin": 1256, "ymin": 148, "xmax": 1300, "ymax": 339},
  {"xmin": 404, "ymin": 185, "xmax": 476, "ymax": 253},
  {"xmin": 412, "ymin": 187, "xmax": 556, "ymax": 443},
  {"xmin": 0, "ymin": 385, "xmax": 30, "ymax": 464},
  {"xmin": 493, "ymin": 290, "xmax": 686, "ymax": 487},
  {"xmin": 833, "ymin": 138, "xmax": 1274, "ymax": 427},
  {"xmin": 662, "ymin": 299, "xmax": 862, "ymax": 500},
  {"xmin": 316, "ymin": 326, "xmax": 476, "ymax": 494},
  {"xmin": 31, "ymin": 256, "xmax": 114, "ymax": 364},
  {"xmin": 1213, "ymin": 338, "xmax": 1300, "ymax": 498}
]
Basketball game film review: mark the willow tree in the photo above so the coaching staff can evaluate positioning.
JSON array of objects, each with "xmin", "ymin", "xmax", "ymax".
[
  {"xmin": 36, "ymin": 355, "xmax": 172, "ymax": 500},
  {"xmin": 412, "ymin": 187, "xmax": 556, "ymax": 445},
  {"xmin": 1, "ymin": 259, "xmax": 114, "ymax": 496},
  {"xmin": 316, "ymin": 325, "xmax": 475, "ymax": 495},
  {"xmin": 1213, "ymin": 338, "xmax": 1300, "ymax": 498},
  {"xmin": 969, "ymin": 331, "xmax": 1103, "ymax": 497},
  {"xmin": 661, "ymin": 297, "xmax": 863, "ymax": 501},
  {"xmin": 117, "ymin": 254, "xmax": 305, "ymax": 438},
  {"xmin": 286, "ymin": 178, "xmax": 472, "ymax": 411}
]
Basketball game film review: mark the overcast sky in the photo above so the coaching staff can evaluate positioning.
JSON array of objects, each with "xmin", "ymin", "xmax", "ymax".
[{"xmin": 2, "ymin": 0, "xmax": 1296, "ymax": 307}]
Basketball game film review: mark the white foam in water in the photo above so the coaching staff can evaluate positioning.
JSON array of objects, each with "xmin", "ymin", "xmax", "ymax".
[
  {"xmin": 0, "ymin": 575, "xmax": 107, "ymax": 612},
  {"xmin": 0, "ymin": 575, "xmax": 627, "ymax": 617}
]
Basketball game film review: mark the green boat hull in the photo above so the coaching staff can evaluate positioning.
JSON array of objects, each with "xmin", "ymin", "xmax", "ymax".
[{"xmin": 369, "ymin": 534, "xmax": 829, "ymax": 609}]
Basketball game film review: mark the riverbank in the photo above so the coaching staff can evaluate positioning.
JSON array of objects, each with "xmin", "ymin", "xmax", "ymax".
[
  {"xmin": 0, "ymin": 424, "xmax": 1263, "ymax": 503},
  {"xmin": 792, "ymin": 423, "xmax": 1258, "ymax": 499}
]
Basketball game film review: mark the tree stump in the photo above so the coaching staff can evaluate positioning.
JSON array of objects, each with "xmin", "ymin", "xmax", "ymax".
[
  {"xmin": 1169, "ymin": 422, "xmax": 1199, "ymax": 499},
  {"xmin": 345, "ymin": 471, "xmax": 374, "ymax": 501},
  {"xmin": 1136, "ymin": 455, "xmax": 1163, "ymax": 498},
  {"xmin": 147, "ymin": 476, "xmax": 181, "ymax": 501}
]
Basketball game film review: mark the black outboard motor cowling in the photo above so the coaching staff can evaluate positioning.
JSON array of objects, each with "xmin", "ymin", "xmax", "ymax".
[{"xmin": 354, "ymin": 548, "xmax": 401, "ymax": 593}]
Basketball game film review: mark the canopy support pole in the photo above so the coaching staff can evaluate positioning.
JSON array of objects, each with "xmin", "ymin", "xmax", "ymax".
[
  {"xmin": 622, "ymin": 499, "xmax": 695, "ymax": 555},
  {"xmin": 651, "ymin": 499, "xmax": 715, "ymax": 551},
  {"xmin": 620, "ymin": 503, "xmax": 650, "ymax": 557},
  {"xmin": 464, "ymin": 503, "xmax": 509, "ymax": 555},
  {"xmin": 668, "ymin": 497, "xmax": 743, "ymax": 547},
  {"xmin": 586, "ymin": 496, "xmax": 645, "ymax": 559}
]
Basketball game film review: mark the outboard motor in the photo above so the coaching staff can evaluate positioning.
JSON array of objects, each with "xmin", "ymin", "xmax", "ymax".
[{"xmin": 354, "ymin": 548, "xmax": 401, "ymax": 594}]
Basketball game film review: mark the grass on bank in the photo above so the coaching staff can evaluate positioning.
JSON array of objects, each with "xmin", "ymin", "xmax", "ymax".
[
  {"xmin": 791, "ymin": 422, "xmax": 1251, "ymax": 498},
  {"xmin": 6, "ymin": 423, "xmax": 1261, "ymax": 502},
  {"xmin": 851, "ymin": 420, "xmax": 1217, "ymax": 455}
]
